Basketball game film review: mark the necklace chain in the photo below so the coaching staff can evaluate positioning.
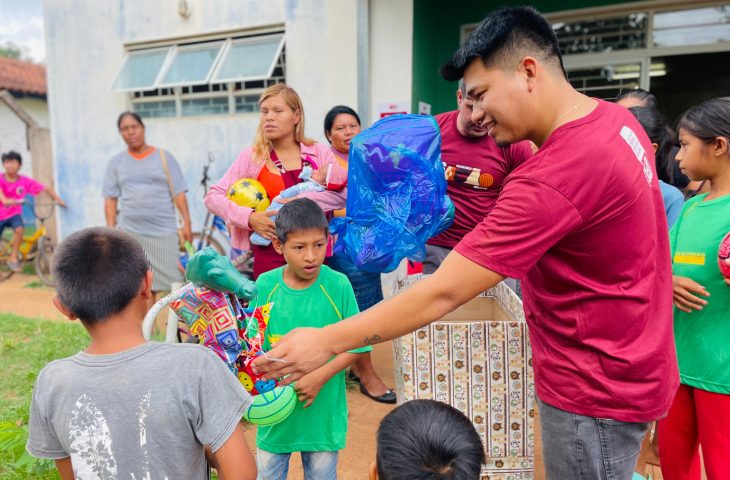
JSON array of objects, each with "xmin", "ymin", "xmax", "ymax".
[{"xmin": 556, "ymin": 102, "xmax": 582, "ymax": 124}]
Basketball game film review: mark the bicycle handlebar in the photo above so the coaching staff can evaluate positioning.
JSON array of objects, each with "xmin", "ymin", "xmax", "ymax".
[{"xmin": 33, "ymin": 202, "xmax": 57, "ymax": 222}]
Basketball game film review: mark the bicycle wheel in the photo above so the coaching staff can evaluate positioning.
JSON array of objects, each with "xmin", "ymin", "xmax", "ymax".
[
  {"xmin": 34, "ymin": 236, "xmax": 55, "ymax": 287},
  {"xmin": 191, "ymin": 232, "xmax": 225, "ymax": 256},
  {"xmin": 0, "ymin": 238, "xmax": 14, "ymax": 283}
]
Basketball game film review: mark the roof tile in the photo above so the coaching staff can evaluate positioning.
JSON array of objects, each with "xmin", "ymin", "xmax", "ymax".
[{"xmin": 0, "ymin": 57, "xmax": 46, "ymax": 96}]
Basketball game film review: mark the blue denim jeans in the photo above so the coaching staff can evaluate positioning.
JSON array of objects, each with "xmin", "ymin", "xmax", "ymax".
[
  {"xmin": 256, "ymin": 449, "xmax": 338, "ymax": 480},
  {"xmin": 537, "ymin": 398, "xmax": 649, "ymax": 480}
]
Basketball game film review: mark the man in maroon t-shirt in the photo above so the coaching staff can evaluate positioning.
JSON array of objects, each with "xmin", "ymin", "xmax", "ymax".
[
  {"xmin": 424, "ymin": 88, "xmax": 533, "ymax": 277},
  {"xmin": 255, "ymin": 7, "xmax": 678, "ymax": 479}
]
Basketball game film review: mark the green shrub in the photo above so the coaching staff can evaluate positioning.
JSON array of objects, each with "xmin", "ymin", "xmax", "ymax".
[{"xmin": 0, "ymin": 315, "xmax": 88, "ymax": 479}]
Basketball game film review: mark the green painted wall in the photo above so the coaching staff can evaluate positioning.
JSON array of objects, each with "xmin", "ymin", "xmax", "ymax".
[{"xmin": 412, "ymin": 0, "xmax": 641, "ymax": 114}]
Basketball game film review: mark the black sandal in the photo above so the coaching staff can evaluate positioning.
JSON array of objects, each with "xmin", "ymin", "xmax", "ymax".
[{"xmin": 359, "ymin": 383, "xmax": 397, "ymax": 404}]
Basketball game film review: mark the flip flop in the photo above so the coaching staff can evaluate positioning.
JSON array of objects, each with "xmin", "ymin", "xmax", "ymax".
[
  {"xmin": 359, "ymin": 383, "xmax": 397, "ymax": 404},
  {"xmin": 347, "ymin": 370, "xmax": 360, "ymax": 383}
]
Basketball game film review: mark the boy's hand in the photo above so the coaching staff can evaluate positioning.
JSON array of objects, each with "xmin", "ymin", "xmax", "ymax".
[
  {"xmin": 672, "ymin": 275, "xmax": 709, "ymax": 312},
  {"xmin": 56, "ymin": 199, "xmax": 67, "ymax": 208},
  {"xmin": 294, "ymin": 369, "xmax": 328, "ymax": 408}
]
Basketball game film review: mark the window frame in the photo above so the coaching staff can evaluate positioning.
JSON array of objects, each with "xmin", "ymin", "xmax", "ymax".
[
  {"xmin": 209, "ymin": 34, "xmax": 285, "ymax": 84},
  {"xmin": 460, "ymin": 1, "xmax": 730, "ymax": 93},
  {"xmin": 155, "ymin": 41, "xmax": 228, "ymax": 88},
  {"xmin": 112, "ymin": 29, "xmax": 286, "ymax": 118},
  {"xmin": 110, "ymin": 46, "xmax": 174, "ymax": 93}
]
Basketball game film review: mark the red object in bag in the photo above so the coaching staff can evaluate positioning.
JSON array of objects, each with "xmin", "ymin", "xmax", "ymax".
[{"xmin": 407, "ymin": 260, "xmax": 423, "ymax": 275}]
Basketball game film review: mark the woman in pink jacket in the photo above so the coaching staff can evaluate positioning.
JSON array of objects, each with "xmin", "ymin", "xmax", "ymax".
[{"xmin": 205, "ymin": 84, "xmax": 346, "ymax": 278}]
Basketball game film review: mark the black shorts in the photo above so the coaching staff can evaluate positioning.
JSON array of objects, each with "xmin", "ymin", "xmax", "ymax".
[{"xmin": 0, "ymin": 214, "xmax": 24, "ymax": 235}]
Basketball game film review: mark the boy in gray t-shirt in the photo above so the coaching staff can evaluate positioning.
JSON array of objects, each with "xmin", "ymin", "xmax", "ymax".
[{"xmin": 26, "ymin": 227, "xmax": 256, "ymax": 480}]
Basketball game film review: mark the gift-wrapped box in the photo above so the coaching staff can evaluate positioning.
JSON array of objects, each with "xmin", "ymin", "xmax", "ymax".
[{"xmin": 392, "ymin": 280, "xmax": 535, "ymax": 480}]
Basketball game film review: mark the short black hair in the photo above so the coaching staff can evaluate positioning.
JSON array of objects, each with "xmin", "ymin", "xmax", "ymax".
[
  {"xmin": 677, "ymin": 96, "xmax": 730, "ymax": 145},
  {"xmin": 441, "ymin": 6, "xmax": 565, "ymax": 81},
  {"xmin": 117, "ymin": 111, "xmax": 145, "ymax": 130},
  {"xmin": 52, "ymin": 227, "xmax": 149, "ymax": 324},
  {"xmin": 324, "ymin": 105, "xmax": 361, "ymax": 141},
  {"xmin": 275, "ymin": 198, "xmax": 329, "ymax": 244},
  {"xmin": 376, "ymin": 400, "xmax": 485, "ymax": 480},
  {"xmin": 628, "ymin": 106, "xmax": 674, "ymax": 183},
  {"xmin": 616, "ymin": 88, "xmax": 657, "ymax": 108},
  {"xmin": 2, "ymin": 151, "xmax": 22, "ymax": 165}
]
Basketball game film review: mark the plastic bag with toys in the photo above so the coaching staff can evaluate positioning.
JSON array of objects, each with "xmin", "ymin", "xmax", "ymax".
[{"xmin": 169, "ymin": 247, "xmax": 296, "ymax": 425}]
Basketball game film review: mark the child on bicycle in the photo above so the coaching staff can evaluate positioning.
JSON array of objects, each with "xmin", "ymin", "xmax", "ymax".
[
  {"xmin": 1, "ymin": 151, "xmax": 65, "ymax": 271},
  {"xmin": 254, "ymin": 198, "xmax": 369, "ymax": 479},
  {"xmin": 26, "ymin": 227, "xmax": 256, "ymax": 479}
]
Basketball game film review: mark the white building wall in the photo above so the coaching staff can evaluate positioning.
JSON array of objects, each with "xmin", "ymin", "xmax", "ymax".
[
  {"xmin": 0, "ymin": 98, "xmax": 49, "ymax": 175},
  {"xmin": 368, "ymin": 0, "xmax": 413, "ymax": 124},
  {"xmin": 43, "ymin": 0, "xmax": 361, "ymax": 237}
]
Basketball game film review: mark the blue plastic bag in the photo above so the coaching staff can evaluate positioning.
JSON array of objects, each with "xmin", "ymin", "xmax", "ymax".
[{"xmin": 330, "ymin": 114, "xmax": 454, "ymax": 273}]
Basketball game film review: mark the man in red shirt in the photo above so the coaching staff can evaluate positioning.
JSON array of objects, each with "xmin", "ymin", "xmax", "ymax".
[
  {"xmin": 255, "ymin": 7, "xmax": 678, "ymax": 478},
  {"xmin": 425, "ymin": 87, "xmax": 533, "ymax": 282}
]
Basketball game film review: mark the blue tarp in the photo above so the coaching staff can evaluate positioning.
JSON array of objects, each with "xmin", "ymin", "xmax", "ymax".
[{"xmin": 330, "ymin": 114, "xmax": 454, "ymax": 273}]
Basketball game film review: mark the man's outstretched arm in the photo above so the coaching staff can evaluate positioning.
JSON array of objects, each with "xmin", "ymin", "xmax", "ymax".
[{"xmin": 254, "ymin": 251, "xmax": 504, "ymax": 383}]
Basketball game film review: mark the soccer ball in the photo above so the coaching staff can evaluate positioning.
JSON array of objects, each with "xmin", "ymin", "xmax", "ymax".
[
  {"xmin": 719, "ymin": 231, "xmax": 730, "ymax": 279},
  {"xmin": 227, "ymin": 178, "xmax": 270, "ymax": 212},
  {"xmin": 243, "ymin": 385, "xmax": 297, "ymax": 426}
]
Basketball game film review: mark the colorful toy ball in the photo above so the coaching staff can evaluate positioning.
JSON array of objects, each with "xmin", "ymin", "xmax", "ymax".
[
  {"xmin": 227, "ymin": 178, "xmax": 270, "ymax": 212},
  {"xmin": 719, "ymin": 231, "xmax": 730, "ymax": 279},
  {"xmin": 243, "ymin": 385, "xmax": 297, "ymax": 426}
]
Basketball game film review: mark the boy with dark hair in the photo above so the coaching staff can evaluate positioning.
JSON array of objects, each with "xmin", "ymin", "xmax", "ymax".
[
  {"xmin": 26, "ymin": 227, "xmax": 256, "ymax": 480},
  {"xmin": 371, "ymin": 400, "xmax": 484, "ymax": 480},
  {"xmin": 256, "ymin": 6, "xmax": 678, "ymax": 480},
  {"xmin": 1, "ymin": 150, "xmax": 64, "ymax": 271},
  {"xmin": 254, "ymin": 198, "xmax": 370, "ymax": 479}
]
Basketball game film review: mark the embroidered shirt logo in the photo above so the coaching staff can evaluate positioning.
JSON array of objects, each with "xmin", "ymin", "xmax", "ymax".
[
  {"xmin": 673, "ymin": 252, "xmax": 706, "ymax": 266},
  {"xmin": 620, "ymin": 126, "xmax": 653, "ymax": 185}
]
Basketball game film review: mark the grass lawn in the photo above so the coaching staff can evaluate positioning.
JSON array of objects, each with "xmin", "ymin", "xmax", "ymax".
[{"xmin": 0, "ymin": 314, "xmax": 89, "ymax": 480}]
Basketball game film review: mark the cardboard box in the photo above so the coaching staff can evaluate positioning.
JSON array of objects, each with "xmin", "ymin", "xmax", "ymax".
[{"xmin": 392, "ymin": 280, "xmax": 535, "ymax": 479}]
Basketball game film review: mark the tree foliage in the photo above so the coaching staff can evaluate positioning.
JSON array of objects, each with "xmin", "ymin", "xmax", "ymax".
[{"xmin": 0, "ymin": 41, "xmax": 32, "ymax": 62}]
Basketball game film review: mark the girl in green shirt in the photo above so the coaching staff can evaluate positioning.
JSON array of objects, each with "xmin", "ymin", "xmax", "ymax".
[{"xmin": 658, "ymin": 97, "xmax": 730, "ymax": 480}]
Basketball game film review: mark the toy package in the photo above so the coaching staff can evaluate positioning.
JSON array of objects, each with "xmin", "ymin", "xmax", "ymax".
[
  {"xmin": 330, "ymin": 114, "xmax": 454, "ymax": 273},
  {"xmin": 170, "ymin": 247, "xmax": 296, "ymax": 425}
]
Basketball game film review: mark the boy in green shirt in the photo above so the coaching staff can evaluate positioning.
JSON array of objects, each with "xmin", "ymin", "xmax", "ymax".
[{"xmin": 254, "ymin": 198, "xmax": 371, "ymax": 479}]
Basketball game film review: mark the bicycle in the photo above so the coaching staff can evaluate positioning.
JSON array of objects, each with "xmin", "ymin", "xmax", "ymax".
[
  {"xmin": 189, "ymin": 153, "xmax": 228, "ymax": 256},
  {"xmin": 180, "ymin": 153, "xmax": 254, "ymax": 279},
  {"xmin": 0, "ymin": 199, "xmax": 57, "ymax": 286}
]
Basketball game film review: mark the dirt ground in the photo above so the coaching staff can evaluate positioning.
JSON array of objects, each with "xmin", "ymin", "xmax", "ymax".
[
  {"xmin": 0, "ymin": 273, "xmax": 65, "ymax": 321},
  {"xmin": 3, "ymin": 273, "xmax": 679, "ymax": 479}
]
